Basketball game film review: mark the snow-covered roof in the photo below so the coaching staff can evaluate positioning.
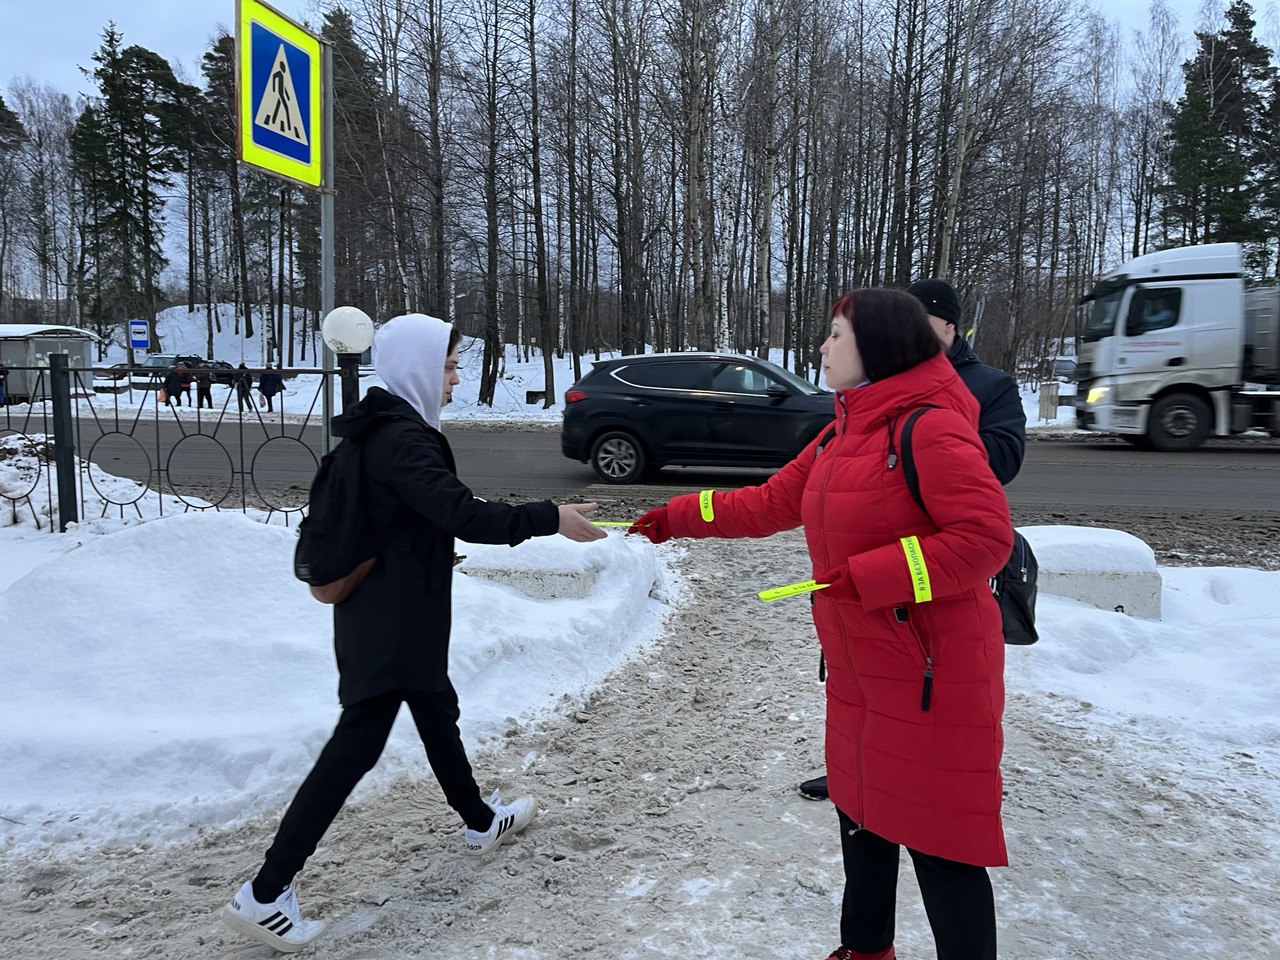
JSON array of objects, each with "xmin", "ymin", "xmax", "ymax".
[{"xmin": 0, "ymin": 324, "xmax": 101, "ymax": 341}]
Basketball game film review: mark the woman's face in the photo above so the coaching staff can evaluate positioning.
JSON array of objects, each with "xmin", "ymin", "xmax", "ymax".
[
  {"xmin": 442, "ymin": 346, "xmax": 461, "ymax": 405},
  {"xmin": 820, "ymin": 312, "xmax": 865, "ymax": 391}
]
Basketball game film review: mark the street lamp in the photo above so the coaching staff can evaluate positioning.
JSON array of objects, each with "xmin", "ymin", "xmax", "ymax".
[{"xmin": 321, "ymin": 306, "xmax": 374, "ymax": 413}]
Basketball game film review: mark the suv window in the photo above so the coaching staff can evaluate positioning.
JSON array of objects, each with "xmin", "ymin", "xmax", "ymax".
[
  {"xmin": 709, "ymin": 361, "xmax": 776, "ymax": 394},
  {"xmin": 1125, "ymin": 288, "xmax": 1182, "ymax": 336},
  {"xmin": 613, "ymin": 361, "xmax": 709, "ymax": 390}
]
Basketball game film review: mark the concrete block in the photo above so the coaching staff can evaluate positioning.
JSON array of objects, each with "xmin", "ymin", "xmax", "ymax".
[{"xmin": 1019, "ymin": 524, "xmax": 1162, "ymax": 619}]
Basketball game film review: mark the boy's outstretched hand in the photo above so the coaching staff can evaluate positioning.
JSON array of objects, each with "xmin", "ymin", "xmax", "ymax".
[
  {"xmin": 558, "ymin": 503, "xmax": 608, "ymax": 542},
  {"xmin": 628, "ymin": 507, "xmax": 671, "ymax": 544}
]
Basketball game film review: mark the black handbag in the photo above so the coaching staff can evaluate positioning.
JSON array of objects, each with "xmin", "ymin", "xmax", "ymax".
[{"xmin": 899, "ymin": 408, "xmax": 1039, "ymax": 645}]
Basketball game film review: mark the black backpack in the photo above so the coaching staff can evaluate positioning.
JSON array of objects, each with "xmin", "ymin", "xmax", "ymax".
[
  {"xmin": 901, "ymin": 407, "xmax": 1039, "ymax": 647},
  {"xmin": 294, "ymin": 434, "xmax": 379, "ymax": 604},
  {"xmin": 899, "ymin": 407, "xmax": 1038, "ymax": 645}
]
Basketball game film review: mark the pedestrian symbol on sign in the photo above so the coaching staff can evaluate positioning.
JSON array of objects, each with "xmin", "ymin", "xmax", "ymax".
[{"xmin": 254, "ymin": 44, "xmax": 308, "ymax": 146}]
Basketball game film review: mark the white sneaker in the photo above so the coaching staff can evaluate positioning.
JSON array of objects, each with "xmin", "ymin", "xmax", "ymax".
[
  {"xmin": 464, "ymin": 788, "xmax": 537, "ymax": 855},
  {"xmin": 219, "ymin": 881, "xmax": 326, "ymax": 953}
]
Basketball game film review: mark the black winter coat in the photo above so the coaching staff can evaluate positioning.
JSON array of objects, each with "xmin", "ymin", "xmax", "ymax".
[
  {"xmin": 948, "ymin": 337, "xmax": 1026, "ymax": 485},
  {"xmin": 330, "ymin": 388, "xmax": 559, "ymax": 705}
]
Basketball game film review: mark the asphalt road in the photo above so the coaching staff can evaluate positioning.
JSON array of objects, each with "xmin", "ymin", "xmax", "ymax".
[{"xmin": 61, "ymin": 417, "xmax": 1280, "ymax": 514}]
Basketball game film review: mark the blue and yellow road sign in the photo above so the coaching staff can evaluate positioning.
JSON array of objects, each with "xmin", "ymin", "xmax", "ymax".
[{"xmin": 237, "ymin": 0, "xmax": 324, "ymax": 188}]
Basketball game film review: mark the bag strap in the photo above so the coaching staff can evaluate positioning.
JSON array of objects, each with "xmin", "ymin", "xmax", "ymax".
[{"xmin": 899, "ymin": 407, "xmax": 934, "ymax": 515}]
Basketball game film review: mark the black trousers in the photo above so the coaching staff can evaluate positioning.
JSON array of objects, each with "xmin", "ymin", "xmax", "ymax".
[
  {"xmin": 838, "ymin": 807, "xmax": 997, "ymax": 960},
  {"xmin": 253, "ymin": 685, "xmax": 494, "ymax": 900}
]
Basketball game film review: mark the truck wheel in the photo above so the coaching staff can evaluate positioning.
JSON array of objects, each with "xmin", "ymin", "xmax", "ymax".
[
  {"xmin": 1146, "ymin": 393, "xmax": 1211, "ymax": 451},
  {"xmin": 590, "ymin": 430, "xmax": 647, "ymax": 484}
]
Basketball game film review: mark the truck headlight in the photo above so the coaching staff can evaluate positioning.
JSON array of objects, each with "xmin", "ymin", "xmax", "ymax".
[{"xmin": 1086, "ymin": 386, "xmax": 1110, "ymax": 406}]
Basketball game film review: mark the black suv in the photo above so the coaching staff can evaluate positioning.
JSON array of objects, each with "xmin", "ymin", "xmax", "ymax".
[{"xmin": 561, "ymin": 352, "xmax": 834, "ymax": 483}]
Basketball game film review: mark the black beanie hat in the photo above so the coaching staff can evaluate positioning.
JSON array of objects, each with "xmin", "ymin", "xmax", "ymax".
[{"xmin": 907, "ymin": 278, "xmax": 961, "ymax": 327}]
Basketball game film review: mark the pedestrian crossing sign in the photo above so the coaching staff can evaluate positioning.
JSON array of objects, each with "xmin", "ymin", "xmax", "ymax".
[{"xmin": 237, "ymin": 0, "xmax": 324, "ymax": 188}]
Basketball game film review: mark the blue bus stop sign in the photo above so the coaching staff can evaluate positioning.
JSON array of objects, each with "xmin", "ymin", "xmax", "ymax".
[{"xmin": 129, "ymin": 320, "xmax": 149, "ymax": 350}]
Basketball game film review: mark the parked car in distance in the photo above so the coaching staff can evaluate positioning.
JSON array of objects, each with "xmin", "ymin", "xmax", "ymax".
[
  {"xmin": 131, "ymin": 354, "xmax": 203, "ymax": 388},
  {"xmin": 206, "ymin": 360, "xmax": 236, "ymax": 384},
  {"xmin": 95, "ymin": 362, "xmax": 130, "ymax": 381},
  {"xmin": 561, "ymin": 352, "xmax": 834, "ymax": 483},
  {"xmin": 1051, "ymin": 356, "xmax": 1078, "ymax": 381}
]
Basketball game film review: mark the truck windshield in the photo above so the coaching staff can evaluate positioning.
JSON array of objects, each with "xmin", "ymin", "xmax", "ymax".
[{"xmin": 1082, "ymin": 290, "xmax": 1124, "ymax": 342}]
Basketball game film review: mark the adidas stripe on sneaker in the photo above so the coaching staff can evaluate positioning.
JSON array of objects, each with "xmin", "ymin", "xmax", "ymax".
[
  {"xmin": 464, "ymin": 789, "xmax": 536, "ymax": 855},
  {"xmin": 219, "ymin": 881, "xmax": 326, "ymax": 953}
]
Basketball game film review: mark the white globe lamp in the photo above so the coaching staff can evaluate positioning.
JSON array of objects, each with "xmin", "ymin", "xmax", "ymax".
[
  {"xmin": 322, "ymin": 306, "xmax": 374, "ymax": 411},
  {"xmin": 321, "ymin": 306, "xmax": 374, "ymax": 355}
]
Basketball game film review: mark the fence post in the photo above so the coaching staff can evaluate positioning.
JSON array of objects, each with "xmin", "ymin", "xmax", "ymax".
[
  {"xmin": 338, "ymin": 353, "xmax": 361, "ymax": 412},
  {"xmin": 49, "ymin": 353, "xmax": 79, "ymax": 531}
]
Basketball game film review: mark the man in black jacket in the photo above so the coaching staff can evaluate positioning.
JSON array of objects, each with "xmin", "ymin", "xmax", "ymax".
[
  {"xmin": 221, "ymin": 315, "xmax": 606, "ymax": 953},
  {"xmin": 906, "ymin": 278, "xmax": 1026, "ymax": 484},
  {"xmin": 799, "ymin": 278, "xmax": 1027, "ymax": 802}
]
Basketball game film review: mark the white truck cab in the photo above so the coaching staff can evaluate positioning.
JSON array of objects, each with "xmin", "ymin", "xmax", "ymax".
[{"xmin": 1077, "ymin": 243, "xmax": 1280, "ymax": 449}]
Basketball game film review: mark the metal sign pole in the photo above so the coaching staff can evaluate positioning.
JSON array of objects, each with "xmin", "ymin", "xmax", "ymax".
[{"xmin": 321, "ymin": 42, "xmax": 335, "ymax": 454}]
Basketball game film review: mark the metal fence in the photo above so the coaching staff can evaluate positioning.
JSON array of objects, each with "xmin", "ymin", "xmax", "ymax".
[{"xmin": 0, "ymin": 355, "xmax": 343, "ymax": 531}]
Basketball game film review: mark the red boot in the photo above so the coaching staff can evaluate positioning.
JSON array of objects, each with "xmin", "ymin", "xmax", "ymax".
[{"xmin": 826, "ymin": 948, "xmax": 895, "ymax": 960}]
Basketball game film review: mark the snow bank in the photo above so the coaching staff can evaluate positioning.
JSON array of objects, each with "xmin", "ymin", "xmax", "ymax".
[
  {"xmin": 0, "ymin": 510, "xmax": 674, "ymax": 854},
  {"xmin": 1007, "ymin": 566, "xmax": 1280, "ymax": 811}
]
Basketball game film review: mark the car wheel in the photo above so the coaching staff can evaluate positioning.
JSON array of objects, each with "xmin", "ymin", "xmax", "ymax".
[
  {"xmin": 590, "ymin": 430, "xmax": 646, "ymax": 484},
  {"xmin": 1146, "ymin": 393, "xmax": 1211, "ymax": 451}
]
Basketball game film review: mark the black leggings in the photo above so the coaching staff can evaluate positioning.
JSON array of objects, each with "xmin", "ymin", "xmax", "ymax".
[
  {"xmin": 838, "ymin": 807, "xmax": 996, "ymax": 960},
  {"xmin": 253, "ymin": 686, "xmax": 494, "ymax": 901}
]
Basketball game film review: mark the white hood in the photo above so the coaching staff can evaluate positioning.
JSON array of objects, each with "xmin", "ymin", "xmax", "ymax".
[{"xmin": 373, "ymin": 313, "xmax": 453, "ymax": 429}]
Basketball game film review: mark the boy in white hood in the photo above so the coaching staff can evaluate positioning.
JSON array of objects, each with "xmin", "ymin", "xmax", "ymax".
[{"xmin": 221, "ymin": 314, "xmax": 604, "ymax": 953}]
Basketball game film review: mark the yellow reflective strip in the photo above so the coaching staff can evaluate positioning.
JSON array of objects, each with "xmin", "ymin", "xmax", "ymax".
[
  {"xmin": 758, "ymin": 580, "xmax": 832, "ymax": 603},
  {"xmin": 699, "ymin": 489, "xmax": 716, "ymax": 522},
  {"xmin": 900, "ymin": 536, "xmax": 932, "ymax": 603}
]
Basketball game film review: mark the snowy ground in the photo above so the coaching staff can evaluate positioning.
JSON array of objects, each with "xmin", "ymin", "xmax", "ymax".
[
  {"xmin": 1, "ymin": 471, "xmax": 1278, "ymax": 956},
  {"xmin": 0, "ymin": 511, "xmax": 674, "ymax": 855}
]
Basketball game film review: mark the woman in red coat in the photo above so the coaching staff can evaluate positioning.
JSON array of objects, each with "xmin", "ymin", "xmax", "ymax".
[{"xmin": 630, "ymin": 289, "xmax": 1013, "ymax": 960}]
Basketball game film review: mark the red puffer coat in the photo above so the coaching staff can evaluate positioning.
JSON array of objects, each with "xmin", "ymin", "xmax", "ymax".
[{"xmin": 664, "ymin": 351, "xmax": 1013, "ymax": 866}]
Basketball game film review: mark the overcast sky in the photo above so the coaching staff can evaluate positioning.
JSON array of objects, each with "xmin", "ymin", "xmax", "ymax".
[{"xmin": 0, "ymin": 0, "xmax": 1229, "ymax": 104}]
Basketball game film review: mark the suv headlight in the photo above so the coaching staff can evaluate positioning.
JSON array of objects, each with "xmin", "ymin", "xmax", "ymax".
[{"xmin": 1086, "ymin": 386, "xmax": 1110, "ymax": 406}]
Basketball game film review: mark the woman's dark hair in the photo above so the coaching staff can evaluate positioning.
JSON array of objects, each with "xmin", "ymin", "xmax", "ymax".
[
  {"xmin": 448, "ymin": 324, "xmax": 462, "ymax": 353},
  {"xmin": 830, "ymin": 288, "xmax": 941, "ymax": 382}
]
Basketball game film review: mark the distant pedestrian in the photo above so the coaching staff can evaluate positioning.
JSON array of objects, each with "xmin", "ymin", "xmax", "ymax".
[
  {"xmin": 234, "ymin": 363, "xmax": 254, "ymax": 413},
  {"xmin": 0, "ymin": 362, "xmax": 7, "ymax": 406},
  {"xmin": 258, "ymin": 369, "xmax": 284, "ymax": 412},
  {"xmin": 162, "ymin": 366, "xmax": 185, "ymax": 407},
  {"xmin": 195, "ymin": 362, "xmax": 214, "ymax": 409}
]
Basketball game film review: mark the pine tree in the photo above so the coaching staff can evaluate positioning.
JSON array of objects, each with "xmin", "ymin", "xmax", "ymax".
[
  {"xmin": 201, "ymin": 35, "xmax": 254, "ymax": 340},
  {"xmin": 71, "ymin": 25, "xmax": 197, "ymax": 344},
  {"xmin": 0, "ymin": 92, "xmax": 28, "ymax": 319},
  {"xmin": 1164, "ymin": 0, "xmax": 1276, "ymax": 252}
]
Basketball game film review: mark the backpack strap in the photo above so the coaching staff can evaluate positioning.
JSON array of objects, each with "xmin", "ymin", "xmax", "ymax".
[
  {"xmin": 898, "ymin": 407, "xmax": 934, "ymax": 515},
  {"xmin": 815, "ymin": 424, "xmax": 838, "ymax": 455}
]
